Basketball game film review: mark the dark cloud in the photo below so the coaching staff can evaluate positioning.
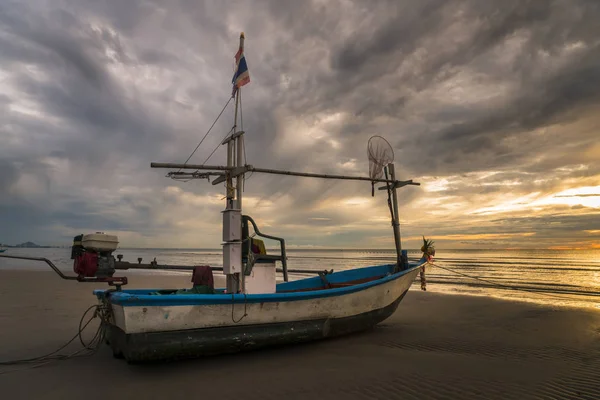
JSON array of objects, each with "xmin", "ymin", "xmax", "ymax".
[{"xmin": 0, "ymin": 0, "xmax": 598, "ymax": 248}]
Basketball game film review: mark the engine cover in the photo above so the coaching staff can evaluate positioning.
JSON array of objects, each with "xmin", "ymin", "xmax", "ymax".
[
  {"xmin": 73, "ymin": 252, "xmax": 116, "ymax": 278},
  {"xmin": 74, "ymin": 252, "xmax": 98, "ymax": 277}
]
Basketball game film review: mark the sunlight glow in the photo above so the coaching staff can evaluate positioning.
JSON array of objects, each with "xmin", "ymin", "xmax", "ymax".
[
  {"xmin": 274, "ymin": 111, "xmax": 347, "ymax": 154},
  {"xmin": 471, "ymin": 185, "xmax": 600, "ymax": 216},
  {"xmin": 470, "ymin": 193, "xmax": 541, "ymax": 215},
  {"xmin": 337, "ymin": 158, "xmax": 358, "ymax": 171},
  {"xmin": 163, "ymin": 186, "xmax": 223, "ymax": 206},
  {"xmin": 424, "ymin": 178, "xmax": 451, "ymax": 192},
  {"xmin": 343, "ymin": 197, "xmax": 371, "ymax": 206},
  {"xmin": 427, "ymin": 232, "xmax": 536, "ymax": 241},
  {"xmin": 546, "ymin": 186, "xmax": 600, "ymax": 208}
]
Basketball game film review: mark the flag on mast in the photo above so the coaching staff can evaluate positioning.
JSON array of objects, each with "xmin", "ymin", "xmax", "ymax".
[{"xmin": 232, "ymin": 32, "xmax": 250, "ymax": 97}]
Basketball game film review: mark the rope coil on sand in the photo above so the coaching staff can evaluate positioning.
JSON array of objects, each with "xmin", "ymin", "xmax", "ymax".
[{"xmin": 0, "ymin": 304, "xmax": 110, "ymax": 374}]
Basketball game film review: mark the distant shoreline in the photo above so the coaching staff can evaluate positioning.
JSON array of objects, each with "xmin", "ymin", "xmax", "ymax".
[
  {"xmin": 0, "ymin": 244, "xmax": 58, "ymax": 249},
  {"xmin": 2, "ymin": 245, "xmax": 598, "ymax": 252}
]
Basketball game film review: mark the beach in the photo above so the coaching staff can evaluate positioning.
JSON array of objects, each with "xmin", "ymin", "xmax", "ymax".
[{"xmin": 1, "ymin": 270, "xmax": 599, "ymax": 399}]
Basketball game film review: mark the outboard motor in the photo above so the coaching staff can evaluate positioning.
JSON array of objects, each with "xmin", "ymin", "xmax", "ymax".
[{"xmin": 72, "ymin": 232, "xmax": 119, "ymax": 278}]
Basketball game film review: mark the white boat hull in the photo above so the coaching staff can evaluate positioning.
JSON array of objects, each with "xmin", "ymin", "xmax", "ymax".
[
  {"xmin": 95, "ymin": 262, "xmax": 425, "ymax": 362},
  {"xmin": 111, "ymin": 266, "xmax": 420, "ymax": 334}
]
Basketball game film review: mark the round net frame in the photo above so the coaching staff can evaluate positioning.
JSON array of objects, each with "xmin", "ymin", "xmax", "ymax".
[{"xmin": 367, "ymin": 136, "xmax": 394, "ymax": 195}]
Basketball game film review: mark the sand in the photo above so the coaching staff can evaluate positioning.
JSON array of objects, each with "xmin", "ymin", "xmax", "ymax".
[{"xmin": 1, "ymin": 270, "xmax": 599, "ymax": 399}]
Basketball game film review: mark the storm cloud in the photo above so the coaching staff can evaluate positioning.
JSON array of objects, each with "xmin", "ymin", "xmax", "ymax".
[{"xmin": 1, "ymin": 0, "xmax": 599, "ymax": 249}]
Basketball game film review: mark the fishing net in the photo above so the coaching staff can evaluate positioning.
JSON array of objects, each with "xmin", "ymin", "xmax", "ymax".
[{"xmin": 367, "ymin": 135, "xmax": 394, "ymax": 196}]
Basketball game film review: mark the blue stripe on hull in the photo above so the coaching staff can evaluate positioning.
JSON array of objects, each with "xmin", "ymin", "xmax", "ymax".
[{"xmin": 95, "ymin": 261, "xmax": 426, "ymax": 307}]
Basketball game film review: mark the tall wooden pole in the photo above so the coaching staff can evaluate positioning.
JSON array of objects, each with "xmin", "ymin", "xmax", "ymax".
[{"xmin": 388, "ymin": 163, "xmax": 402, "ymax": 271}]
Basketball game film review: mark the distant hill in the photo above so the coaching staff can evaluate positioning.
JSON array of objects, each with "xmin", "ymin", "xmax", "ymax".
[{"xmin": 14, "ymin": 242, "xmax": 53, "ymax": 248}]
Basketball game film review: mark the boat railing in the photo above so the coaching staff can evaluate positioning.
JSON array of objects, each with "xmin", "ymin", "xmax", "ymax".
[{"xmin": 242, "ymin": 215, "xmax": 289, "ymax": 282}]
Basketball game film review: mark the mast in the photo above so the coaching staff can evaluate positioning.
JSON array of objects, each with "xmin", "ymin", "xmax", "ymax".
[
  {"xmin": 235, "ymin": 95, "xmax": 246, "ymax": 293},
  {"xmin": 234, "ymin": 33, "xmax": 246, "ymax": 290},
  {"xmin": 235, "ymin": 33, "xmax": 246, "ymax": 211},
  {"xmin": 223, "ymin": 32, "xmax": 247, "ymax": 294}
]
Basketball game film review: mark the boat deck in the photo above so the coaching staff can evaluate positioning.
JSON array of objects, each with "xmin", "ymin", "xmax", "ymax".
[{"xmin": 279, "ymin": 274, "xmax": 387, "ymax": 293}]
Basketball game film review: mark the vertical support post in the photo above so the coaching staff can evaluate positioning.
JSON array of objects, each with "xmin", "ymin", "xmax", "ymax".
[
  {"xmin": 236, "ymin": 135, "xmax": 244, "ymax": 208},
  {"xmin": 226, "ymin": 142, "xmax": 234, "ymax": 206},
  {"xmin": 389, "ymin": 163, "xmax": 402, "ymax": 272},
  {"xmin": 280, "ymin": 239, "xmax": 288, "ymax": 282},
  {"xmin": 225, "ymin": 132, "xmax": 237, "ymax": 293},
  {"xmin": 236, "ymin": 132, "xmax": 245, "ymax": 292},
  {"xmin": 225, "ymin": 32, "xmax": 245, "ymax": 294},
  {"xmin": 233, "ymin": 90, "xmax": 242, "ymax": 208},
  {"xmin": 235, "ymin": 33, "xmax": 246, "ymax": 293}
]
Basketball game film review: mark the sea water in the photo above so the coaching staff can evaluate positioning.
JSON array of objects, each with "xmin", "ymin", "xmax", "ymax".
[{"xmin": 1, "ymin": 247, "xmax": 598, "ymax": 310}]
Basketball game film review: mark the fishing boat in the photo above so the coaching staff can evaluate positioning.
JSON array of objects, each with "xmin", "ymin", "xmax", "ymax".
[
  {"xmin": 0, "ymin": 248, "xmax": 7, "ymax": 253},
  {"xmin": 0, "ymin": 33, "xmax": 433, "ymax": 363}
]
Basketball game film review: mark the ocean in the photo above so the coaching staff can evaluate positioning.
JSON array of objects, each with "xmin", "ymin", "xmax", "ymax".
[{"xmin": 1, "ymin": 247, "xmax": 598, "ymax": 310}]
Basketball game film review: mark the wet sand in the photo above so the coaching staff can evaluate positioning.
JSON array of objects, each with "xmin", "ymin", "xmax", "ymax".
[{"xmin": 1, "ymin": 270, "xmax": 599, "ymax": 399}]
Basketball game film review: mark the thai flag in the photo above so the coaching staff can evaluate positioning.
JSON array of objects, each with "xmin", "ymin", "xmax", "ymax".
[{"xmin": 232, "ymin": 45, "xmax": 250, "ymax": 97}]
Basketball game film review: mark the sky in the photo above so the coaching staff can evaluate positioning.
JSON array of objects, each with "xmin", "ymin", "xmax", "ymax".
[{"xmin": 1, "ymin": 0, "xmax": 599, "ymax": 250}]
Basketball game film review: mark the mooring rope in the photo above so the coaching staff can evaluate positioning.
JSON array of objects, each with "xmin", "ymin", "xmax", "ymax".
[
  {"xmin": 0, "ymin": 304, "xmax": 110, "ymax": 374},
  {"xmin": 427, "ymin": 262, "xmax": 581, "ymax": 301},
  {"xmin": 283, "ymin": 255, "xmax": 592, "ymax": 300}
]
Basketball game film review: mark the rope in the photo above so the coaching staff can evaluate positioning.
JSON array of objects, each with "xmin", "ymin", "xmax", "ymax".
[
  {"xmin": 228, "ymin": 230, "xmax": 257, "ymax": 324},
  {"xmin": 282, "ymin": 255, "xmax": 593, "ymax": 300},
  {"xmin": 230, "ymin": 270, "xmax": 250, "ymax": 323},
  {"xmin": 0, "ymin": 304, "xmax": 109, "ymax": 374},
  {"xmin": 427, "ymin": 262, "xmax": 579, "ymax": 301},
  {"xmin": 202, "ymin": 126, "xmax": 235, "ymax": 165},
  {"xmin": 231, "ymin": 291, "xmax": 248, "ymax": 324},
  {"xmin": 177, "ymin": 96, "xmax": 233, "ymax": 173}
]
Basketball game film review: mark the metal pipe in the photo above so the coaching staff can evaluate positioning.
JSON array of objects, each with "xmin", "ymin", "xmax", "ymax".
[
  {"xmin": 227, "ymin": 47, "xmax": 244, "ymax": 294},
  {"xmin": 0, "ymin": 254, "xmax": 79, "ymax": 280},
  {"xmin": 236, "ymin": 136, "xmax": 244, "ymax": 208},
  {"xmin": 236, "ymin": 135, "xmax": 245, "ymax": 292},
  {"xmin": 152, "ymin": 163, "xmax": 236, "ymax": 171},
  {"xmin": 169, "ymin": 172, "xmax": 225, "ymax": 178},
  {"xmin": 247, "ymin": 166, "xmax": 415, "ymax": 184},
  {"xmin": 151, "ymin": 162, "xmax": 419, "ymax": 186},
  {"xmin": 225, "ymin": 117, "xmax": 238, "ymax": 293},
  {"xmin": 244, "ymin": 215, "xmax": 289, "ymax": 282}
]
